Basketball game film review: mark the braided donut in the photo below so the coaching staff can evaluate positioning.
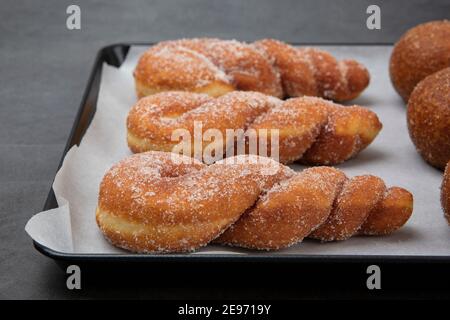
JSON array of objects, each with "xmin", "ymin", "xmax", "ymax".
[
  {"xmin": 127, "ymin": 91, "xmax": 382, "ymax": 165},
  {"xmin": 96, "ymin": 152, "xmax": 413, "ymax": 253},
  {"xmin": 442, "ymin": 161, "xmax": 450, "ymax": 225},
  {"xmin": 134, "ymin": 38, "xmax": 370, "ymax": 102}
]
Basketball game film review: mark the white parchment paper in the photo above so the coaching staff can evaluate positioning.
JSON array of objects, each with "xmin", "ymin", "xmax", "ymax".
[{"xmin": 25, "ymin": 45, "xmax": 449, "ymax": 256}]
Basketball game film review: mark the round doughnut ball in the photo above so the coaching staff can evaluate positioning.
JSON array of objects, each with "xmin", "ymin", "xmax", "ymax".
[
  {"xmin": 407, "ymin": 67, "xmax": 450, "ymax": 170},
  {"xmin": 390, "ymin": 20, "xmax": 450, "ymax": 102},
  {"xmin": 442, "ymin": 161, "xmax": 450, "ymax": 225}
]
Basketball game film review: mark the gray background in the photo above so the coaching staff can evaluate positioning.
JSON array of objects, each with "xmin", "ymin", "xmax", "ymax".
[{"xmin": 0, "ymin": 0, "xmax": 449, "ymax": 299}]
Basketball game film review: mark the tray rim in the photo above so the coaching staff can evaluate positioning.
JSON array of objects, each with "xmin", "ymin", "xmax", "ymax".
[{"xmin": 35, "ymin": 41, "xmax": 450, "ymax": 264}]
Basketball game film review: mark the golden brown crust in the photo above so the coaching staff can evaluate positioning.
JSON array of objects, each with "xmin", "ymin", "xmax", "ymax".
[
  {"xmin": 134, "ymin": 38, "xmax": 282, "ymax": 99},
  {"xmin": 126, "ymin": 91, "xmax": 382, "ymax": 165},
  {"xmin": 174, "ymin": 39, "xmax": 284, "ymax": 98},
  {"xmin": 134, "ymin": 38, "xmax": 370, "ymax": 101},
  {"xmin": 134, "ymin": 43, "xmax": 234, "ymax": 98},
  {"xmin": 390, "ymin": 20, "xmax": 450, "ymax": 102},
  {"xmin": 252, "ymin": 39, "xmax": 317, "ymax": 98},
  {"xmin": 442, "ymin": 161, "xmax": 450, "ymax": 225},
  {"xmin": 215, "ymin": 167, "xmax": 347, "ymax": 249},
  {"xmin": 300, "ymin": 103, "xmax": 382, "ymax": 165},
  {"xmin": 360, "ymin": 187, "xmax": 414, "ymax": 235},
  {"xmin": 96, "ymin": 152, "xmax": 413, "ymax": 253},
  {"xmin": 407, "ymin": 67, "xmax": 450, "ymax": 170},
  {"xmin": 308, "ymin": 175, "xmax": 386, "ymax": 241},
  {"xmin": 255, "ymin": 40, "xmax": 370, "ymax": 101}
]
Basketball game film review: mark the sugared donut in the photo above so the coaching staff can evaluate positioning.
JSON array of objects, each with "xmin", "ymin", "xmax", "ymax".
[
  {"xmin": 407, "ymin": 67, "xmax": 450, "ymax": 170},
  {"xmin": 96, "ymin": 151, "xmax": 413, "ymax": 253},
  {"xmin": 126, "ymin": 91, "xmax": 382, "ymax": 165},
  {"xmin": 134, "ymin": 38, "xmax": 282, "ymax": 99},
  {"xmin": 134, "ymin": 38, "xmax": 370, "ymax": 101},
  {"xmin": 96, "ymin": 152, "xmax": 293, "ymax": 252},
  {"xmin": 442, "ymin": 161, "xmax": 450, "ymax": 225},
  {"xmin": 390, "ymin": 20, "xmax": 450, "ymax": 102}
]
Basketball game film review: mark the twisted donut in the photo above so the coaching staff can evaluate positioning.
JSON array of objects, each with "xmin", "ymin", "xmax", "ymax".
[
  {"xmin": 134, "ymin": 38, "xmax": 370, "ymax": 102},
  {"xmin": 127, "ymin": 91, "xmax": 382, "ymax": 165},
  {"xmin": 96, "ymin": 152, "xmax": 413, "ymax": 253}
]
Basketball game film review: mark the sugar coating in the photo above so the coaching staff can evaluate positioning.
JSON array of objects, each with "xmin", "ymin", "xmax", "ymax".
[
  {"xmin": 390, "ymin": 20, "xmax": 450, "ymax": 101},
  {"xmin": 96, "ymin": 151, "xmax": 413, "ymax": 253},
  {"xmin": 134, "ymin": 38, "xmax": 370, "ymax": 101},
  {"xmin": 127, "ymin": 91, "xmax": 382, "ymax": 165},
  {"xmin": 407, "ymin": 67, "xmax": 450, "ymax": 170}
]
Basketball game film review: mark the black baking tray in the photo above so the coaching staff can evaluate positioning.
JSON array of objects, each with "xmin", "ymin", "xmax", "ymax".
[{"xmin": 33, "ymin": 43, "xmax": 450, "ymax": 291}]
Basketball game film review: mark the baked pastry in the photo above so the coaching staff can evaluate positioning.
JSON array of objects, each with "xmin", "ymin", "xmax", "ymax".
[
  {"xmin": 442, "ymin": 161, "xmax": 450, "ymax": 225},
  {"xmin": 390, "ymin": 20, "xmax": 450, "ymax": 102},
  {"xmin": 407, "ymin": 67, "xmax": 450, "ymax": 170},
  {"xmin": 96, "ymin": 152, "xmax": 413, "ymax": 253},
  {"xmin": 127, "ymin": 91, "xmax": 382, "ymax": 165},
  {"xmin": 134, "ymin": 38, "xmax": 370, "ymax": 101}
]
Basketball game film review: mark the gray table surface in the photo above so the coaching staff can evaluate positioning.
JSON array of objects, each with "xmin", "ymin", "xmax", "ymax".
[{"xmin": 0, "ymin": 0, "xmax": 449, "ymax": 299}]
